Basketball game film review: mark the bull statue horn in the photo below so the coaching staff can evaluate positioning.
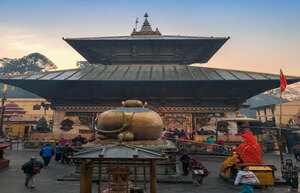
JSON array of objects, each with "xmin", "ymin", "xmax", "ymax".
[{"xmin": 143, "ymin": 101, "xmax": 148, "ymax": 108}]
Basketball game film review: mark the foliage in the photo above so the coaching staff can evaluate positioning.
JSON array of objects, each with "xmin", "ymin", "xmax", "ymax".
[{"xmin": 0, "ymin": 53, "xmax": 57, "ymax": 76}]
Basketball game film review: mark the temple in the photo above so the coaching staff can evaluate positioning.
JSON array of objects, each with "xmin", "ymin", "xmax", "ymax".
[{"xmin": 0, "ymin": 14, "xmax": 299, "ymax": 138}]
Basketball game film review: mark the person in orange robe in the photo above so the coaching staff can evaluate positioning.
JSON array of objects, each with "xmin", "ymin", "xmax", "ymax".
[{"xmin": 236, "ymin": 131, "xmax": 263, "ymax": 163}]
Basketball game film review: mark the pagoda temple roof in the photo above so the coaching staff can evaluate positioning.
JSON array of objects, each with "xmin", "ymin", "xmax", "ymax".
[
  {"xmin": 4, "ymin": 102, "xmax": 26, "ymax": 114},
  {"xmin": 63, "ymin": 14, "xmax": 229, "ymax": 65},
  {"xmin": 1, "ymin": 65, "xmax": 298, "ymax": 81},
  {"xmin": 65, "ymin": 35, "xmax": 228, "ymax": 41},
  {"xmin": 0, "ymin": 65, "xmax": 298, "ymax": 107},
  {"xmin": 63, "ymin": 36, "xmax": 229, "ymax": 65},
  {"xmin": 3, "ymin": 114, "xmax": 32, "ymax": 122}
]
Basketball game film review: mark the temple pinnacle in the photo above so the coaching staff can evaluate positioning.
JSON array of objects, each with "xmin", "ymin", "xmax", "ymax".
[{"xmin": 144, "ymin": 12, "xmax": 148, "ymax": 18}]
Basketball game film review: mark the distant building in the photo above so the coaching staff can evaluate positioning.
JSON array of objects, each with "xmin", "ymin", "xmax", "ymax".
[
  {"xmin": 253, "ymin": 100, "xmax": 300, "ymax": 127},
  {"xmin": 0, "ymin": 98, "xmax": 53, "ymax": 123},
  {"xmin": 2, "ymin": 102, "xmax": 36, "ymax": 137}
]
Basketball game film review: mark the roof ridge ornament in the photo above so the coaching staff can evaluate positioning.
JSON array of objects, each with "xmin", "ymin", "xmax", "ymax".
[{"xmin": 131, "ymin": 13, "xmax": 162, "ymax": 36}]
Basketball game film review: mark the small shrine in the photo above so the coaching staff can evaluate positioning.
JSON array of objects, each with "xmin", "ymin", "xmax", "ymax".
[
  {"xmin": 71, "ymin": 143, "xmax": 167, "ymax": 193},
  {"xmin": 2, "ymin": 102, "xmax": 35, "ymax": 137}
]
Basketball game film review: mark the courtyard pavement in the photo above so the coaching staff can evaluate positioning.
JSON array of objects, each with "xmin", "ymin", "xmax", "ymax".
[{"xmin": 0, "ymin": 149, "xmax": 298, "ymax": 193}]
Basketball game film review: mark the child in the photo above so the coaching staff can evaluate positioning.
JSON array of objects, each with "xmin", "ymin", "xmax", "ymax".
[{"xmin": 234, "ymin": 165, "xmax": 260, "ymax": 193}]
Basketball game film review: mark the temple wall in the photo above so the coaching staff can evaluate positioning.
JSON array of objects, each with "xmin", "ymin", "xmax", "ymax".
[
  {"xmin": 50, "ymin": 105, "xmax": 239, "ymax": 139},
  {"xmin": 52, "ymin": 109, "xmax": 93, "ymax": 136}
]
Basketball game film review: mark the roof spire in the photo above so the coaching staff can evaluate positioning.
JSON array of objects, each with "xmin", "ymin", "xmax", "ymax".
[
  {"xmin": 131, "ymin": 13, "xmax": 162, "ymax": 36},
  {"xmin": 144, "ymin": 12, "xmax": 148, "ymax": 18}
]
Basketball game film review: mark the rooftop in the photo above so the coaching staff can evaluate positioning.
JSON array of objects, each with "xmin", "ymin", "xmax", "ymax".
[
  {"xmin": 71, "ymin": 143, "xmax": 167, "ymax": 160},
  {"xmin": 63, "ymin": 14, "xmax": 229, "ymax": 65},
  {"xmin": 2, "ymin": 65, "xmax": 298, "ymax": 81}
]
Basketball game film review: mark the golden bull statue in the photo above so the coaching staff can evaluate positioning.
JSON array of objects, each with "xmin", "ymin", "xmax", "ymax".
[{"xmin": 96, "ymin": 100, "xmax": 163, "ymax": 141}]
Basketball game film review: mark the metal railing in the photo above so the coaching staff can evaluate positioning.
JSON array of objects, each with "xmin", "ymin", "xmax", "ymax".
[{"xmin": 169, "ymin": 138, "xmax": 234, "ymax": 156}]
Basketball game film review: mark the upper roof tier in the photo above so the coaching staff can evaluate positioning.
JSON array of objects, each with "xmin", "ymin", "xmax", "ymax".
[{"xmin": 63, "ymin": 14, "xmax": 229, "ymax": 65}]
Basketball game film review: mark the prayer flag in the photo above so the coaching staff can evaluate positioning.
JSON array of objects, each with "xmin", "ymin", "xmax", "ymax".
[{"xmin": 280, "ymin": 69, "xmax": 287, "ymax": 96}]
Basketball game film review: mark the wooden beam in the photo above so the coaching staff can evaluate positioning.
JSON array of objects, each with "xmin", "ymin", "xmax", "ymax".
[{"xmin": 150, "ymin": 160, "xmax": 157, "ymax": 193}]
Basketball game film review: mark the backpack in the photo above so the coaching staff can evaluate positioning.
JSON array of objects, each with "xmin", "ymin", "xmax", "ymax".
[{"xmin": 32, "ymin": 163, "xmax": 41, "ymax": 174}]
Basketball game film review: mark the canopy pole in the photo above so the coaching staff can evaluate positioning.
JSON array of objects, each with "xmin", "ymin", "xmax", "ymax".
[{"xmin": 150, "ymin": 160, "xmax": 156, "ymax": 193}]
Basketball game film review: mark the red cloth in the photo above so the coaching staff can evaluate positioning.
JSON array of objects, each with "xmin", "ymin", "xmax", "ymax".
[
  {"xmin": 280, "ymin": 69, "xmax": 287, "ymax": 96},
  {"xmin": 236, "ymin": 132, "xmax": 263, "ymax": 163}
]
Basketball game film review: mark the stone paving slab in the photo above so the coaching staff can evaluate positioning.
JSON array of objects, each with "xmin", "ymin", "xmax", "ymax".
[{"xmin": 0, "ymin": 149, "xmax": 298, "ymax": 193}]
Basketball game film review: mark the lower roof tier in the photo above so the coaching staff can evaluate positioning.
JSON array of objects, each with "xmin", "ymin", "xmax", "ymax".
[{"xmin": 0, "ymin": 65, "xmax": 299, "ymax": 107}]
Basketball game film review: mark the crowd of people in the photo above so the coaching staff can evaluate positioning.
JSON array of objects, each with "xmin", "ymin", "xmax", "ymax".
[
  {"xmin": 21, "ymin": 135, "xmax": 86, "ymax": 189},
  {"xmin": 162, "ymin": 128, "xmax": 216, "ymax": 140},
  {"xmin": 19, "ymin": 132, "xmax": 300, "ymax": 192}
]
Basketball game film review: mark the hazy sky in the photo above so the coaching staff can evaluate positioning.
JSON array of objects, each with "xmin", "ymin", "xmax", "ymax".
[{"xmin": 0, "ymin": 0, "xmax": 299, "ymax": 76}]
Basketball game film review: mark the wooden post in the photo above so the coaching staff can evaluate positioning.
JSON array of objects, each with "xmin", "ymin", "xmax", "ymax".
[
  {"xmin": 98, "ymin": 161, "xmax": 102, "ymax": 193},
  {"xmin": 143, "ymin": 161, "xmax": 146, "ymax": 191},
  {"xmin": 134, "ymin": 161, "xmax": 137, "ymax": 187},
  {"xmin": 150, "ymin": 160, "xmax": 156, "ymax": 193},
  {"xmin": 80, "ymin": 159, "xmax": 94, "ymax": 193}
]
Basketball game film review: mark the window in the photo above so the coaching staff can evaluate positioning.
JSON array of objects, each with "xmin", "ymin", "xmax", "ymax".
[
  {"xmin": 33, "ymin": 104, "xmax": 41, "ymax": 110},
  {"xmin": 257, "ymin": 110, "xmax": 261, "ymax": 121},
  {"xmin": 264, "ymin": 108, "xmax": 267, "ymax": 121}
]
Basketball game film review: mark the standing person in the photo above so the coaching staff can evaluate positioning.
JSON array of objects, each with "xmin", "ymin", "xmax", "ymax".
[
  {"xmin": 189, "ymin": 158, "xmax": 209, "ymax": 185},
  {"xmin": 62, "ymin": 144, "xmax": 76, "ymax": 164},
  {"xmin": 59, "ymin": 137, "xmax": 67, "ymax": 146},
  {"xmin": 234, "ymin": 165, "xmax": 260, "ymax": 193},
  {"xmin": 180, "ymin": 153, "xmax": 191, "ymax": 176},
  {"xmin": 40, "ymin": 144, "xmax": 54, "ymax": 167},
  {"xmin": 179, "ymin": 130, "xmax": 187, "ymax": 140},
  {"xmin": 54, "ymin": 143, "xmax": 62, "ymax": 162},
  {"xmin": 281, "ymin": 159, "xmax": 299, "ymax": 191},
  {"xmin": 162, "ymin": 128, "xmax": 166, "ymax": 137},
  {"xmin": 206, "ymin": 136, "xmax": 215, "ymax": 152},
  {"xmin": 291, "ymin": 144, "xmax": 300, "ymax": 162},
  {"xmin": 218, "ymin": 139, "xmax": 227, "ymax": 153},
  {"xmin": 206, "ymin": 136, "xmax": 215, "ymax": 144},
  {"xmin": 168, "ymin": 130, "xmax": 175, "ymax": 139},
  {"xmin": 174, "ymin": 129, "xmax": 180, "ymax": 139},
  {"xmin": 21, "ymin": 157, "xmax": 44, "ymax": 189},
  {"xmin": 191, "ymin": 130, "xmax": 198, "ymax": 140},
  {"xmin": 73, "ymin": 135, "xmax": 86, "ymax": 147}
]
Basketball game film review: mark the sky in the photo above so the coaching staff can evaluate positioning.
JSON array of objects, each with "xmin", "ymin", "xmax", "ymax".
[{"xmin": 0, "ymin": 0, "xmax": 299, "ymax": 76}]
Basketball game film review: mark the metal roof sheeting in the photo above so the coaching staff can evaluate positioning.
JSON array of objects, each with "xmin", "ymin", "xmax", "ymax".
[
  {"xmin": 2, "ymin": 65, "xmax": 299, "ymax": 82},
  {"xmin": 64, "ymin": 35, "xmax": 228, "ymax": 41},
  {"xmin": 71, "ymin": 144, "xmax": 167, "ymax": 160}
]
